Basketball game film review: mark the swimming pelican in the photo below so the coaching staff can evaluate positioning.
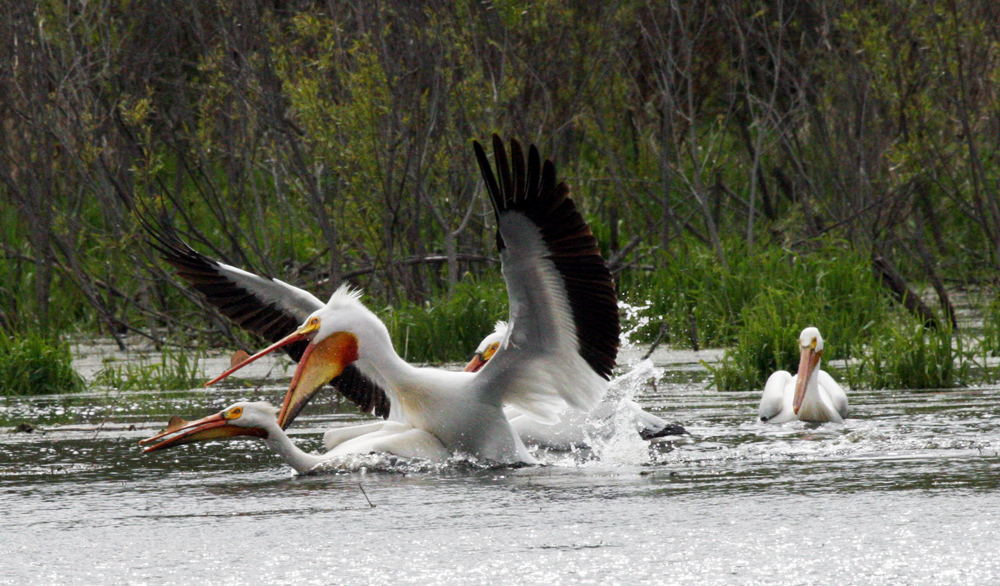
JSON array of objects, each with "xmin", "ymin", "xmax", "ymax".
[
  {"xmin": 758, "ymin": 327, "xmax": 848, "ymax": 423},
  {"xmin": 462, "ymin": 321, "xmax": 686, "ymax": 449},
  {"xmin": 140, "ymin": 402, "xmax": 449, "ymax": 474},
  {"xmin": 146, "ymin": 136, "xmax": 619, "ymax": 464}
]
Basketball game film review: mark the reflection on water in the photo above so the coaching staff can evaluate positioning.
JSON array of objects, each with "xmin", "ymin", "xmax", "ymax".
[{"xmin": 2, "ymin": 346, "xmax": 1000, "ymax": 585}]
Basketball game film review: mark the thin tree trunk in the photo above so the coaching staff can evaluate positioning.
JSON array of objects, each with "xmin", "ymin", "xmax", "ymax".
[{"xmin": 872, "ymin": 254, "xmax": 940, "ymax": 330}]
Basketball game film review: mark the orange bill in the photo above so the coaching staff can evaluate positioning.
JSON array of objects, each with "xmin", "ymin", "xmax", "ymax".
[
  {"xmin": 463, "ymin": 354, "xmax": 488, "ymax": 372},
  {"xmin": 204, "ymin": 319, "xmax": 321, "ymax": 387},
  {"xmin": 793, "ymin": 346, "xmax": 822, "ymax": 414},
  {"xmin": 463, "ymin": 342, "xmax": 499, "ymax": 373},
  {"xmin": 276, "ymin": 331, "xmax": 359, "ymax": 429},
  {"xmin": 139, "ymin": 411, "xmax": 267, "ymax": 453}
]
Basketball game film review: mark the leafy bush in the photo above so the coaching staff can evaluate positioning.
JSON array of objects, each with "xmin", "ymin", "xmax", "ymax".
[
  {"xmin": 623, "ymin": 238, "xmax": 886, "ymax": 353},
  {"xmin": 623, "ymin": 238, "xmax": 893, "ymax": 390}
]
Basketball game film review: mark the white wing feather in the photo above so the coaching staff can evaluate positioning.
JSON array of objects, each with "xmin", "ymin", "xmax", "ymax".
[
  {"xmin": 470, "ymin": 214, "xmax": 608, "ymax": 423},
  {"xmin": 215, "ymin": 262, "xmax": 324, "ymax": 321},
  {"xmin": 759, "ymin": 370, "xmax": 793, "ymax": 422}
]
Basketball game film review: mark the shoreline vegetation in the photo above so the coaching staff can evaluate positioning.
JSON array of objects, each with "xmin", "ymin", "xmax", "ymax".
[
  {"xmin": 4, "ymin": 2, "xmax": 1000, "ymax": 395},
  {"xmin": 5, "ymin": 244, "xmax": 1000, "ymax": 396}
]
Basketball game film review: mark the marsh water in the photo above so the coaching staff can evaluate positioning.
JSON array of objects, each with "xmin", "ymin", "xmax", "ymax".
[{"xmin": 2, "ymin": 343, "xmax": 999, "ymax": 585}]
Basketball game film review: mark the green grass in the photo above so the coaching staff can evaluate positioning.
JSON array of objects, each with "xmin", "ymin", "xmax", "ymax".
[
  {"xmin": 91, "ymin": 347, "xmax": 206, "ymax": 391},
  {"xmin": 623, "ymin": 237, "xmax": 896, "ymax": 390},
  {"xmin": 844, "ymin": 322, "xmax": 971, "ymax": 390},
  {"xmin": 379, "ymin": 274, "xmax": 507, "ymax": 364},
  {"xmin": 621, "ymin": 238, "xmax": 887, "ymax": 354},
  {"xmin": 704, "ymin": 300, "xmax": 806, "ymax": 393},
  {"xmin": 0, "ymin": 331, "xmax": 86, "ymax": 396}
]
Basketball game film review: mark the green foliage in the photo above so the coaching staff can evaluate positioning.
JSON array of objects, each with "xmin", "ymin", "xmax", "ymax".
[
  {"xmin": 379, "ymin": 275, "xmax": 507, "ymax": 364},
  {"xmin": 625, "ymin": 238, "xmax": 889, "ymax": 391},
  {"xmin": 6, "ymin": 0, "xmax": 1000, "ymax": 391},
  {"xmin": 0, "ymin": 213, "xmax": 97, "ymax": 334},
  {"xmin": 624, "ymin": 237, "xmax": 886, "ymax": 354},
  {"xmin": 0, "ymin": 332, "xmax": 85, "ymax": 396},
  {"xmin": 620, "ymin": 244, "xmax": 732, "ymax": 349},
  {"xmin": 845, "ymin": 323, "xmax": 971, "ymax": 390},
  {"xmin": 91, "ymin": 348, "xmax": 206, "ymax": 392},
  {"xmin": 705, "ymin": 301, "xmax": 804, "ymax": 393}
]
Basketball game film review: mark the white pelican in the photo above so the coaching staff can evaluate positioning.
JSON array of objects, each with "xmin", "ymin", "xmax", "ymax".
[
  {"xmin": 462, "ymin": 321, "xmax": 686, "ymax": 449},
  {"xmin": 145, "ymin": 136, "xmax": 619, "ymax": 464},
  {"xmin": 139, "ymin": 402, "xmax": 449, "ymax": 474},
  {"xmin": 758, "ymin": 327, "xmax": 848, "ymax": 423}
]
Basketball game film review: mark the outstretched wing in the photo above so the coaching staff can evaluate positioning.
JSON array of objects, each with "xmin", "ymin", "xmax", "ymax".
[
  {"xmin": 144, "ymin": 220, "xmax": 391, "ymax": 418},
  {"xmin": 144, "ymin": 221, "xmax": 322, "ymax": 360},
  {"xmin": 469, "ymin": 136, "xmax": 619, "ymax": 422}
]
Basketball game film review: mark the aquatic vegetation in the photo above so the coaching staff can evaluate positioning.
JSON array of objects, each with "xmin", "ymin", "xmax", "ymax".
[
  {"xmin": 845, "ymin": 323, "xmax": 972, "ymax": 390},
  {"xmin": 625, "ymin": 238, "xmax": 890, "ymax": 390},
  {"xmin": 622, "ymin": 238, "xmax": 887, "ymax": 354},
  {"xmin": 379, "ymin": 275, "xmax": 507, "ymax": 363},
  {"xmin": 91, "ymin": 347, "xmax": 206, "ymax": 392},
  {"xmin": 0, "ymin": 331, "xmax": 85, "ymax": 396},
  {"xmin": 704, "ymin": 302, "xmax": 804, "ymax": 393}
]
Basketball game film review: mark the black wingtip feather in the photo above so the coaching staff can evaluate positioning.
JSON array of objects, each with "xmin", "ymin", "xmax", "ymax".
[{"xmin": 476, "ymin": 135, "xmax": 620, "ymax": 379}]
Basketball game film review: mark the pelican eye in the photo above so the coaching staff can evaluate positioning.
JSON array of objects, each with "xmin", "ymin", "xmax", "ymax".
[
  {"xmin": 225, "ymin": 407, "xmax": 243, "ymax": 420},
  {"xmin": 483, "ymin": 342, "xmax": 500, "ymax": 361}
]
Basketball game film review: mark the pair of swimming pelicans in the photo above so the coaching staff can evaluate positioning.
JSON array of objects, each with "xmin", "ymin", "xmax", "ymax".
[{"xmin": 140, "ymin": 136, "xmax": 847, "ymax": 474}]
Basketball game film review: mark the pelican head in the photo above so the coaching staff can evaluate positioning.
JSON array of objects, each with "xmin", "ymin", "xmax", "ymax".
[
  {"xmin": 463, "ymin": 321, "xmax": 507, "ymax": 372},
  {"xmin": 204, "ymin": 286, "xmax": 383, "ymax": 429},
  {"xmin": 793, "ymin": 327, "xmax": 824, "ymax": 414},
  {"xmin": 139, "ymin": 402, "xmax": 277, "ymax": 452}
]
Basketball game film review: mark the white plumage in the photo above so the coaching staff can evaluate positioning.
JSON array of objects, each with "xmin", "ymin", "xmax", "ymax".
[
  {"xmin": 465, "ymin": 322, "xmax": 686, "ymax": 449},
  {"xmin": 758, "ymin": 327, "xmax": 848, "ymax": 423}
]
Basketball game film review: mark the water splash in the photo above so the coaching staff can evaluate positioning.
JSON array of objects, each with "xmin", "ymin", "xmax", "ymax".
[
  {"xmin": 305, "ymin": 451, "xmax": 514, "ymax": 475},
  {"xmin": 583, "ymin": 361, "xmax": 665, "ymax": 466},
  {"xmin": 618, "ymin": 299, "xmax": 653, "ymax": 347}
]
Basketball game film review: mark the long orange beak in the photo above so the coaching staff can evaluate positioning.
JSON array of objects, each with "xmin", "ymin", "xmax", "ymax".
[
  {"xmin": 793, "ymin": 346, "xmax": 822, "ymax": 414},
  {"xmin": 139, "ymin": 412, "xmax": 267, "ymax": 453},
  {"xmin": 275, "ymin": 331, "xmax": 359, "ymax": 429},
  {"xmin": 204, "ymin": 320, "xmax": 322, "ymax": 387}
]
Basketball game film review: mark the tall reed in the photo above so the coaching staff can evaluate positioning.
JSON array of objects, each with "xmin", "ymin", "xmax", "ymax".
[{"xmin": 844, "ymin": 322, "xmax": 971, "ymax": 390}]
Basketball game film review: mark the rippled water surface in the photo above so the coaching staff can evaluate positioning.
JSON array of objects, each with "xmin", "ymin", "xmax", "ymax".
[{"xmin": 2, "ymin": 344, "xmax": 999, "ymax": 585}]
